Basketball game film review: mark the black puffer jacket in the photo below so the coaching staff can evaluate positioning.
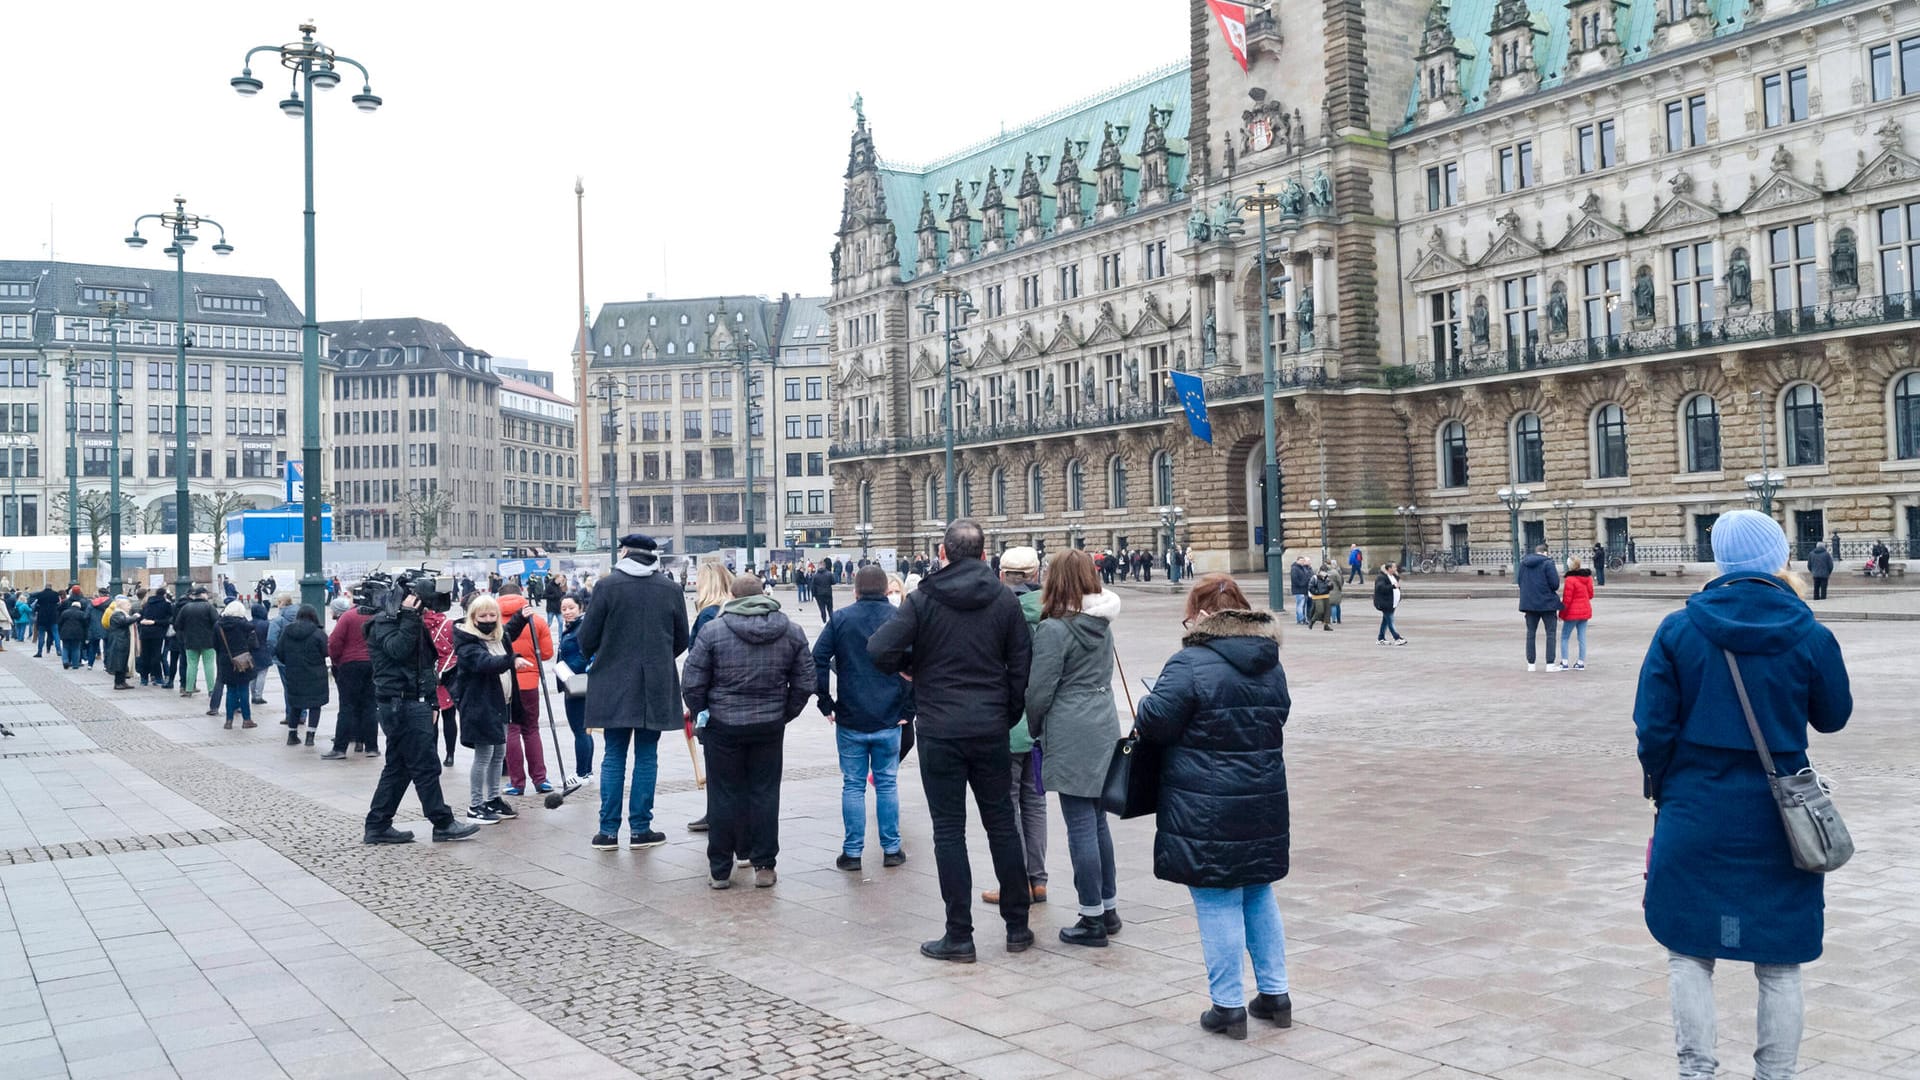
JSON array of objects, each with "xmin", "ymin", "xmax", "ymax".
[
  {"xmin": 367, "ymin": 606, "xmax": 439, "ymax": 702},
  {"xmin": 57, "ymin": 600, "xmax": 92, "ymax": 643},
  {"xmin": 681, "ymin": 595, "xmax": 814, "ymax": 741},
  {"xmin": 869, "ymin": 557, "xmax": 1032, "ymax": 739},
  {"xmin": 277, "ymin": 618, "xmax": 331, "ymax": 710},
  {"xmin": 1135, "ymin": 609, "xmax": 1291, "ymax": 889},
  {"xmin": 172, "ymin": 597, "xmax": 218, "ymax": 651},
  {"xmin": 450, "ymin": 620, "xmax": 518, "ymax": 745}
]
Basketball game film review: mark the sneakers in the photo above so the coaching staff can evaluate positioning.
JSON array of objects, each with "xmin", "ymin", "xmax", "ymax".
[
  {"xmin": 1574, "ymin": 661, "xmax": 1586, "ymax": 670},
  {"xmin": 466, "ymin": 805, "xmax": 501, "ymax": 825},
  {"xmin": 883, "ymin": 849, "xmax": 907, "ymax": 868},
  {"xmin": 505, "ymin": 786, "xmax": 524, "ymax": 796},
  {"xmin": 708, "ymin": 876, "xmax": 732, "ymax": 890},
  {"xmin": 1542, "ymin": 664, "xmax": 1558, "ymax": 673},
  {"xmin": 363, "ymin": 827, "xmax": 415, "ymax": 845},
  {"xmin": 835, "ymin": 854, "xmax": 862, "ymax": 872},
  {"xmin": 591, "ymin": 833, "xmax": 620, "ymax": 851},
  {"xmin": 1394, "ymin": 638, "xmax": 1409, "ymax": 645},
  {"xmin": 363, "ymin": 747, "xmax": 381, "ymax": 757},
  {"xmin": 919, "ymin": 936, "xmax": 977, "ymax": 964},
  {"xmin": 431, "ymin": 822, "xmax": 480, "ymax": 842},
  {"xmin": 1248, "ymin": 992, "xmax": 1293, "ymax": 1028},
  {"xmin": 320, "ymin": 749, "xmax": 348, "ymax": 760},
  {"xmin": 535, "ymin": 782, "xmax": 554, "ymax": 794},
  {"xmin": 486, "ymin": 797, "xmax": 518, "ymax": 819},
  {"xmin": 754, "ymin": 868, "xmax": 777, "ymax": 888},
  {"xmin": 631, "ymin": 830, "xmax": 668, "ymax": 849},
  {"xmin": 1059, "ymin": 916, "xmax": 1109, "ymax": 948},
  {"xmin": 1526, "ymin": 663, "xmax": 1537, "ymax": 672},
  {"xmin": 1377, "ymin": 639, "xmax": 1390, "ymax": 645}
]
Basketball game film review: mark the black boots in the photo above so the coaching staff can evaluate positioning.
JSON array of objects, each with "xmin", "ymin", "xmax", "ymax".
[
  {"xmin": 1200, "ymin": 1005, "xmax": 1248, "ymax": 1040},
  {"xmin": 1248, "ymin": 992, "xmax": 1292, "ymax": 1028},
  {"xmin": 919, "ymin": 936, "xmax": 977, "ymax": 964},
  {"xmin": 304, "ymin": 730, "xmax": 315, "ymax": 747},
  {"xmin": 286, "ymin": 729, "xmax": 301, "ymax": 746},
  {"xmin": 1059, "ymin": 916, "xmax": 1109, "ymax": 948}
]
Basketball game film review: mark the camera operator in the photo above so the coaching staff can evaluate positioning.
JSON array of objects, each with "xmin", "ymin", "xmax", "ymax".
[{"xmin": 362, "ymin": 575, "xmax": 478, "ymax": 844}]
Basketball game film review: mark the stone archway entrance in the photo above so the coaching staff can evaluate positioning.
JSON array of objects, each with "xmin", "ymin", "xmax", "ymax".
[{"xmin": 1224, "ymin": 435, "xmax": 1266, "ymax": 572}]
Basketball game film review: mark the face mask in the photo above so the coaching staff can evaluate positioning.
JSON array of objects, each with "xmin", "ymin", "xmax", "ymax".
[
  {"xmin": 474, "ymin": 619, "xmax": 498, "ymax": 632},
  {"xmin": 887, "ymin": 595, "xmax": 901, "ymax": 607}
]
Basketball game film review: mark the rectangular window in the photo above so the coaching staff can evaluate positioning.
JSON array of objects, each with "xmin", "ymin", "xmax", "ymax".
[
  {"xmin": 711, "ymin": 407, "xmax": 732, "ymax": 437},
  {"xmin": 783, "ymin": 378, "xmax": 800, "ymax": 401},
  {"xmin": 807, "ymin": 452, "xmax": 824, "ymax": 476},
  {"xmin": 984, "ymin": 283, "xmax": 1005, "ymax": 317},
  {"xmin": 1501, "ymin": 275, "xmax": 1540, "ymax": 355},
  {"xmin": 787, "ymin": 492, "xmax": 804, "ymax": 514},
  {"xmin": 1019, "ymin": 273, "xmax": 1042, "ymax": 309},
  {"xmin": 1098, "ymin": 252, "xmax": 1123, "ymax": 290},
  {"xmin": 805, "ymin": 377, "xmax": 822, "ymax": 400},
  {"xmin": 1664, "ymin": 94, "xmax": 1708, "ymax": 151},
  {"xmin": 786, "ymin": 452, "xmax": 802, "ymax": 477},
  {"xmin": 683, "ymin": 450, "xmax": 702, "ymax": 479},
  {"xmin": 1768, "ymin": 222, "xmax": 1818, "ymax": 312},
  {"xmin": 785, "ymin": 415, "xmax": 801, "ymax": 438},
  {"xmin": 1143, "ymin": 239, "xmax": 1169, "ymax": 280},
  {"xmin": 1425, "ymin": 163, "xmax": 1459, "ymax": 210},
  {"xmin": 1428, "ymin": 290, "xmax": 1461, "ymax": 369},
  {"xmin": 806, "ymin": 415, "xmax": 824, "ymax": 438},
  {"xmin": 1582, "ymin": 258, "xmax": 1624, "ymax": 338},
  {"xmin": 683, "ymin": 411, "xmax": 702, "ymax": 439},
  {"xmin": 1873, "ymin": 37, "xmax": 1920, "ymax": 102},
  {"xmin": 1057, "ymin": 263, "xmax": 1081, "ymax": 300},
  {"xmin": 1577, "ymin": 120, "xmax": 1617, "ymax": 173},
  {"xmin": 1877, "ymin": 201, "xmax": 1920, "ymax": 295},
  {"xmin": 808, "ymin": 491, "xmax": 826, "ymax": 514},
  {"xmin": 919, "ymin": 386, "xmax": 938, "ymax": 435},
  {"xmin": 1762, "ymin": 67, "xmax": 1809, "ymax": 127},
  {"xmin": 1671, "ymin": 241, "xmax": 1716, "ymax": 325},
  {"xmin": 711, "ymin": 447, "xmax": 734, "ymax": 479},
  {"xmin": 1498, "ymin": 141, "xmax": 1534, "ymax": 192}
]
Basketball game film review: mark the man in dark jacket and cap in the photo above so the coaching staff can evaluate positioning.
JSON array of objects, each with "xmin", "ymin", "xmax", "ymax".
[
  {"xmin": 682, "ymin": 577, "xmax": 814, "ymax": 889},
  {"xmin": 577, "ymin": 533, "xmax": 690, "ymax": 853},
  {"xmin": 814, "ymin": 565, "xmax": 914, "ymax": 873},
  {"xmin": 870, "ymin": 518, "xmax": 1035, "ymax": 963},
  {"xmin": 809, "ymin": 563, "xmax": 836, "ymax": 624},
  {"xmin": 1516, "ymin": 542, "xmax": 1562, "ymax": 671},
  {"xmin": 361, "ymin": 578, "xmax": 478, "ymax": 845}
]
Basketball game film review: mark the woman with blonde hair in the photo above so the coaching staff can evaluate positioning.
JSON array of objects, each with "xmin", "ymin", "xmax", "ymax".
[
  {"xmin": 451, "ymin": 594, "xmax": 530, "ymax": 824},
  {"xmin": 685, "ymin": 559, "xmax": 735, "ymax": 835},
  {"xmin": 106, "ymin": 597, "xmax": 135, "ymax": 689}
]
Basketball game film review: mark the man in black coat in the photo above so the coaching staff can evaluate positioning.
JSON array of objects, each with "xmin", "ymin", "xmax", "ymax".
[
  {"xmin": 1807, "ymin": 542, "xmax": 1834, "ymax": 600},
  {"xmin": 1289, "ymin": 557, "xmax": 1313, "ymax": 624},
  {"xmin": 1516, "ymin": 543, "xmax": 1562, "ymax": 671},
  {"xmin": 870, "ymin": 518, "xmax": 1035, "ymax": 963},
  {"xmin": 31, "ymin": 584, "xmax": 61, "ymax": 657},
  {"xmin": 362, "ymin": 583, "xmax": 477, "ymax": 845},
  {"xmin": 809, "ymin": 563, "xmax": 836, "ymax": 624},
  {"xmin": 172, "ymin": 587, "xmax": 219, "ymax": 699}
]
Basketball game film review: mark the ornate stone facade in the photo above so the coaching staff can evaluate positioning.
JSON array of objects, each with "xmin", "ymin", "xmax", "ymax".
[{"xmin": 831, "ymin": 0, "xmax": 1920, "ymax": 573}]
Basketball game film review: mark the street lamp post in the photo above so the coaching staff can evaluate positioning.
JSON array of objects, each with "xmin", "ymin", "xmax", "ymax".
[
  {"xmin": 1394, "ymin": 504, "xmax": 1418, "ymax": 568},
  {"xmin": 735, "ymin": 340, "xmax": 767, "ymax": 571},
  {"xmin": 99, "ymin": 295, "xmax": 129, "ymax": 596},
  {"xmin": 1551, "ymin": 498, "xmax": 1575, "ymax": 567},
  {"xmin": 855, "ymin": 522, "xmax": 873, "ymax": 563},
  {"xmin": 1308, "ymin": 496, "xmax": 1337, "ymax": 564},
  {"xmin": 125, "ymin": 197, "xmax": 233, "ymax": 599},
  {"xmin": 591, "ymin": 374, "xmax": 627, "ymax": 556},
  {"xmin": 1156, "ymin": 505, "xmax": 1185, "ymax": 583},
  {"xmin": 1221, "ymin": 184, "xmax": 1287, "ymax": 608},
  {"xmin": 1745, "ymin": 389, "xmax": 1786, "ymax": 519},
  {"xmin": 914, "ymin": 282, "xmax": 976, "ymax": 523},
  {"xmin": 1496, "ymin": 486, "xmax": 1532, "ymax": 583},
  {"xmin": 231, "ymin": 22, "xmax": 382, "ymax": 614},
  {"xmin": 58, "ymin": 350, "xmax": 80, "ymax": 585}
]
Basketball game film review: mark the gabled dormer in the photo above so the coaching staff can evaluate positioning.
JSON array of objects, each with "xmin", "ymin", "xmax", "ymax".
[
  {"xmin": 979, "ymin": 166, "xmax": 1011, "ymax": 255},
  {"xmin": 1017, "ymin": 153, "xmax": 1047, "ymax": 243},
  {"xmin": 1414, "ymin": 0, "xmax": 1468, "ymax": 122},
  {"xmin": 1653, "ymin": 0, "xmax": 1715, "ymax": 49},
  {"xmin": 1139, "ymin": 105, "xmax": 1174, "ymax": 207},
  {"xmin": 1485, "ymin": 0, "xmax": 1544, "ymax": 101},
  {"xmin": 915, "ymin": 192, "xmax": 944, "ymax": 277},
  {"xmin": 946, "ymin": 178, "xmax": 975, "ymax": 266},
  {"xmin": 1565, "ymin": 0, "xmax": 1625, "ymax": 71},
  {"xmin": 1094, "ymin": 121, "xmax": 1128, "ymax": 220},
  {"xmin": 1054, "ymin": 138, "xmax": 1086, "ymax": 231}
]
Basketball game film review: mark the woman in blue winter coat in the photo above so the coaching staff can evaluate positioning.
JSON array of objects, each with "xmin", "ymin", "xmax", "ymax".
[
  {"xmin": 1135, "ymin": 574, "xmax": 1292, "ymax": 1042},
  {"xmin": 1634, "ymin": 510, "xmax": 1852, "ymax": 1080}
]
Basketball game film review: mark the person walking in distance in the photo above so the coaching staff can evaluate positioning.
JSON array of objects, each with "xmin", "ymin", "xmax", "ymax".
[
  {"xmin": 32, "ymin": 581, "xmax": 61, "ymax": 659},
  {"xmin": 1634, "ymin": 509, "xmax": 1852, "ymax": 1080},
  {"xmin": 1346, "ymin": 544, "xmax": 1363, "ymax": 584},
  {"xmin": 1289, "ymin": 556, "xmax": 1313, "ymax": 625},
  {"xmin": 1557, "ymin": 557, "xmax": 1595, "ymax": 670},
  {"xmin": 1137, "ymin": 574, "xmax": 1294, "ymax": 1041},
  {"xmin": 322, "ymin": 585, "xmax": 380, "ymax": 760},
  {"xmin": 814, "ymin": 565, "xmax": 912, "ymax": 873},
  {"xmin": 278, "ymin": 605, "xmax": 330, "ymax": 746},
  {"xmin": 870, "ymin": 519, "xmax": 1036, "ymax": 963},
  {"xmin": 134, "ymin": 587, "xmax": 172, "ymax": 685},
  {"xmin": 1517, "ymin": 542, "xmax": 1562, "ymax": 672},
  {"xmin": 1592, "ymin": 541, "xmax": 1608, "ymax": 586},
  {"xmin": 809, "ymin": 561, "xmax": 836, "ymax": 624},
  {"xmin": 56, "ymin": 593, "xmax": 91, "ymax": 669},
  {"xmin": 682, "ymin": 577, "xmax": 814, "ymax": 889},
  {"xmin": 1872, "ymin": 538, "xmax": 1891, "ymax": 577},
  {"xmin": 982, "ymin": 546, "xmax": 1048, "ymax": 907},
  {"xmin": 1373, "ymin": 563, "xmax": 1407, "ymax": 645},
  {"xmin": 362, "ymin": 578, "xmax": 479, "ymax": 845},
  {"xmin": 1805, "ymin": 542, "xmax": 1833, "ymax": 600},
  {"xmin": 1305, "ymin": 564, "xmax": 1335, "ymax": 632},
  {"xmin": 1024, "ymin": 549, "xmax": 1123, "ymax": 947},
  {"xmin": 576, "ymin": 534, "xmax": 689, "ymax": 853},
  {"xmin": 105, "ymin": 598, "xmax": 134, "ymax": 690}
]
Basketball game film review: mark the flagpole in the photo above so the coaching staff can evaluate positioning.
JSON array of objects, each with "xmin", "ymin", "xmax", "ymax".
[{"xmin": 1253, "ymin": 183, "xmax": 1285, "ymax": 609}]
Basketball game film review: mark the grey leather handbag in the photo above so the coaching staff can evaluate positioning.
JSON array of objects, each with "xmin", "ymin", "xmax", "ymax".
[{"xmin": 1723, "ymin": 650, "xmax": 1853, "ymax": 873}]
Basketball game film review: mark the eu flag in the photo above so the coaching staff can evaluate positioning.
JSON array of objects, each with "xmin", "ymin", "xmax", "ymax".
[{"xmin": 1170, "ymin": 370, "xmax": 1212, "ymax": 444}]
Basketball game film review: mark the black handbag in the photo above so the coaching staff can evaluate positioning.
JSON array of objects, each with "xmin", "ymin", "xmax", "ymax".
[{"xmin": 1099, "ymin": 644, "xmax": 1159, "ymax": 819}]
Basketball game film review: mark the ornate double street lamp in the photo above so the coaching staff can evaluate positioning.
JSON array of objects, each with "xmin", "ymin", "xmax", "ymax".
[
  {"xmin": 735, "ymin": 339, "xmax": 768, "ymax": 571},
  {"xmin": 1395, "ymin": 504, "xmax": 1418, "ymax": 567},
  {"xmin": 915, "ymin": 282, "xmax": 976, "ymax": 522},
  {"xmin": 231, "ymin": 22, "xmax": 382, "ymax": 613},
  {"xmin": 1496, "ymin": 485, "xmax": 1532, "ymax": 583},
  {"xmin": 98, "ymin": 294, "xmax": 130, "ymax": 595},
  {"xmin": 1308, "ymin": 496, "xmax": 1337, "ymax": 564},
  {"xmin": 1744, "ymin": 387, "xmax": 1786, "ymax": 517},
  {"xmin": 58, "ymin": 350, "xmax": 80, "ymax": 584},
  {"xmin": 592, "ymin": 374, "xmax": 628, "ymax": 556},
  {"xmin": 125, "ymin": 197, "xmax": 234, "ymax": 598},
  {"xmin": 1551, "ymin": 498, "xmax": 1575, "ymax": 567},
  {"xmin": 1218, "ymin": 183, "xmax": 1288, "ymax": 607},
  {"xmin": 855, "ymin": 521, "xmax": 873, "ymax": 562},
  {"xmin": 1155, "ymin": 505, "xmax": 1185, "ymax": 583}
]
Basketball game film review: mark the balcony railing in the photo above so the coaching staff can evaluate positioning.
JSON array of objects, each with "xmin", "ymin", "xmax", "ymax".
[
  {"xmin": 1395, "ymin": 291, "xmax": 1920, "ymax": 386},
  {"xmin": 831, "ymin": 399, "xmax": 1170, "ymax": 460}
]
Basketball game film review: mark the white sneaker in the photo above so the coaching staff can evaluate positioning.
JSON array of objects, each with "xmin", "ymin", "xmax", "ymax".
[
  {"xmin": 1526, "ymin": 663, "xmax": 1536, "ymax": 672},
  {"xmin": 1558, "ymin": 661, "xmax": 1570, "ymax": 670},
  {"xmin": 1574, "ymin": 662, "xmax": 1586, "ymax": 670},
  {"xmin": 1542, "ymin": 664, "xmax": 1558, "ymax": 673}
]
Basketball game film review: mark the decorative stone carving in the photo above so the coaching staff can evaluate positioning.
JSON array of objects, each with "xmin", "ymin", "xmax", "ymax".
[
  {"xmin": 1547, "ymin": 280, "xmax": 1569, "ymax": 336},
  {"xmin": 1278, "ymin": 178, "xmax": 1307, "ymax": 217},
  {"xmin": 1310, "ymin": 170, "xmax": 1333, "ymax": 210},
  {"xmin": 1469, "ymin": 295, "xmax": 1491, "ymax": 346},
  {"xmin": 1726, "ymin": 247, "xmax": 1752, "ymax": 307},
  {"xmin": 1633, "ymin": 265, "xmax": 1656, "ymax": 319},
  {"xmin": 1832, "ymin": 228, "xmax": 1859, "ymax": 291},
  {"xmin": 1187, "ymin": 204, "xmax": 1213, "ymax": 242}
]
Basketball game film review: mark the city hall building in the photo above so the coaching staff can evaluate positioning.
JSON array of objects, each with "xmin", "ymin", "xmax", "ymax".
[{"xmin": 829, "ymin": 0, "xmax": 1920, "ymax": 571}]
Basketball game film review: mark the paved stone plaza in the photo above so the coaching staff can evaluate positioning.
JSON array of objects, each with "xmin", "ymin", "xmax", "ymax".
[{"xmin": 2, "ymin": 585, "xmax": 1916, "ymax": 1079}]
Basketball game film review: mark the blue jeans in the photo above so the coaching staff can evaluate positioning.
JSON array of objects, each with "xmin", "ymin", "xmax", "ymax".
[
  {"xmin": 564, "ymin": 695, "xmax": 594, "ymax": 778},
  {"xmin": 225, "ymin": 685, "xmax": 252, "ymax": 725},
  {"xmin": 598, "ymin": 727, "xmax": 661, "ymax": 837},
  {"xmin": 1057, "ymin": 793, "xmax": 1117, "ymax": 917},
  {"xmin": 1669, "ymin": 952, "xmax": 1802, "ymax": 1080},
  {"xmin": 1377, "ymin": 610, "xmax": 1401, "ymax": 641},
  {"xmin": 1331, "ymin": 603, "xmax": 1341, "ymax": 624},
  {"xmin": 835, "ymin": 726, "xmax": 901, "ymax": 857},
  {"xmin": 1190, "ymin": 883, "xmax": 1289, "ymax": 1009},
  {"xmin": 61, "ymin": 638, "xmax": 86, "ymax": 666},
  {"xmin": 1558, "ymin": 619, "xmax": 1588, "ymax": 663},
  {"xmin": 1294, "ymin": 594, "xmax": 1307, "ymax": 623}
]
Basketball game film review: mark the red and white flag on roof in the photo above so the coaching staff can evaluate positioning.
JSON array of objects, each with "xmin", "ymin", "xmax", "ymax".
[{"xmin": 1209, "ymin": 0, "xmax": 1250, "ymax": 71}]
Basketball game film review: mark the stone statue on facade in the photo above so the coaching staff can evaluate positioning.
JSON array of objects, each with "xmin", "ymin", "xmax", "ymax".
[
  {"xmin": 1186, "ymin": 204, "xmax": 1213, "ymax": 242},
  {"xmin": 1296, "ymin": 285, "xmax": 1316, "ymax": 349},
  {"xmin": 1043, "ymin": 373, "xmax": 1056, "ymax": 413},
  {"xmin": 1832, "ymin": 228, "xmax": 1859, "ymax": 290},
  {"xmin": 1309, "ymin": 170, "xmax": 1333, "ymax": 210},
  {"xmin": 1004, "ymin": 379, "xmax": 1018, "ymax": 422},
  {"xmin": 1546, "ymin": 280, "xmax": 1569, "ymax": 335},
  {"xmin": 1202, "ymin": 309, "xmax": 1219, "ymax": 367},
  {"xmin": 1278, "ymin": 178, "xmax": 1307, "ymax": 217},
  {"xmin": 1081, "ymin": 366, "xmax": 1096, "ymax": 409},
  {"xmin": 968, "ymin": 383, "xmax": 981, "ymax": 423},
  {"xmin": 1211, "ymin": 195, "xmax": 1235, "ymax": 232},
  {"xmin": 1725, "ymin": 248, "xmax": 1752, "ymax": 307},
  {"xmin": 1632, "ymin": 265, "xmax": 1656, "ymax": 319},
  {"xmin": 1127, "ymin": 356, "xmax": 1141, "ymax": 399},
  {"xmin": 1469, "ymin": 295, "xmax": 1491, "ymax": 346}
]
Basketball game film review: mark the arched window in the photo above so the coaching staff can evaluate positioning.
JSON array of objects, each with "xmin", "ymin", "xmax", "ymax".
[
  {"xmin": 1439, "ymin": 420, "xmax": 1469, "ymax": 488},
  {"xmin": 1109, "ymin": 455, "xmax": 1129, "ymax": 508},
  {"xmin": 686, "ymin": 340, "xmax": 697, "ymax": 354},
  {"xmin": 858, "ymin": 480, "xmax": 873, "ymax": 523},
  {"xmin": 990, "ymin": 468, "xmax": 1007, "ymax": 516},
  {"xmin": 1783, "ymin": 383, "xmax": 1825, "ymax": 466},
  {"xmin": 708, "ymin": 313, "xmax": 716, "ymax": 324},
  {"xmin": 1512, "ymin": 412, "xmax": 1544, "ymax": 484},
  {"xmin": 1066, "ymin": 459, "xmax": 1084, "ymax": 511},
  {"xmin": 1683, "ymin": 394, "xmax": 1721, "ymax": 472},
  {"xmin": 519, "ymin": 449, "xmax": 529, "ymax": 471},
  {"xmin": 666, "ymin": 342, "xmax": 676, "ymax": 355},
  {"xmin": 621, "ymin": 343, "xmax": 632, "ymax": 356},
  {"xmin": 601, "ymin": 345, "xmax": 612, "ymax": 357},
  {"xmin": 679, "ymin": 314, "xmax": 689, "ymax": 326},
  {"xmin": 1895, "ymin": 372, "xmax": 1920, "ymax": 460},
  {"xmin": 648, "ymin": 315, "xmax": 657, "ymax": 327},
  {"xmin": 1027, "ymin": 464, "xmax": 1046, "ymax": 514},
  {"xmin": 1594, "ymin": 404, "xmax": 1628, "ymax": 478},
  {"xmin": 959, "ymin": 471, "xmax": 974, "ymax": 516},
  {"xmin": 924, "ymin": 475, "xmax": 939, "ymax": 520},
  {"xmin": 616, "ymin": 317, "xmax": 626, "ymax": 328},
  {"xmin": 1152, "ymin": 450, "xmax": 1174, "ymax": 505}
]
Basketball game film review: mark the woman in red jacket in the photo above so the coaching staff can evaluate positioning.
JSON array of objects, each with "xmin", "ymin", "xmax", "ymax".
[{"xmin": 1557, "ymin": 557, "xmax": 1595, "ymax": 670}]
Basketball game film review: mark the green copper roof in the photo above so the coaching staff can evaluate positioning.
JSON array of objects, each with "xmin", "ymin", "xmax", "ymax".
[
  {"xmin": 876, "ymin": 62, "xmax": 1191, "ymax": 277},
  {"xmin": 1400, "ymin": 0, "xmax": 1780, "ymax": 130}
]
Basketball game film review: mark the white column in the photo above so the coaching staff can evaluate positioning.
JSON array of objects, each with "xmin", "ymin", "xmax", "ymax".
[
  {"xmin": 1311, "ymin": 245, "xmax": 1333, "ymax": 349},
  {"xmin": 1211, "ymin": 274, "xmax": 1232, "ymax": 366}
]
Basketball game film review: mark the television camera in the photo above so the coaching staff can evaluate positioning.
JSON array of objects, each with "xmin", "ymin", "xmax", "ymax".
[{"xmin": 352, "ymin": 566, "xmax": 455, "ymax": 614}]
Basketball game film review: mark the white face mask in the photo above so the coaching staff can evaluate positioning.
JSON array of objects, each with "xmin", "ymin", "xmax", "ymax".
[{"xmin": 887, "ymin": 594, "xmax": 901, "ymax": 607}]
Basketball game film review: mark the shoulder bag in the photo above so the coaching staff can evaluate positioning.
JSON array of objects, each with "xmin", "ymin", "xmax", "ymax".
[
  {"xmin": 1099, "ymin": 638, "xmax": 1160, "ymax": 819},
  {"xmin": 1722, "ymin": 649, "xmax": 1851, "ymax": 873},
  {"xmin": 219, "ymin": 623, "xmax": 254, "ymax": 675}
]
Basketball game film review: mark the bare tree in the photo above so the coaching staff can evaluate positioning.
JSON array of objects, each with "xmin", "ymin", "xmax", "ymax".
[
  {"xmin": 400, "ymin": 489, "xmax": 455, "ymax": 558},
  {"xmin": 191, "ymin": 491, "xmax": 260, "ymax": 564},
  {"xmin": 48, "ymin": 491, "xmax": 139, "ymax": 565},
  {"xmin": 139, "ymin": 500, "xmax": 168, "ymax": 534}
]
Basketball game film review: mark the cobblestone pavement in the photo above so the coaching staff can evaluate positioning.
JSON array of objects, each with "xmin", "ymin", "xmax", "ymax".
[{"xmin": 3, "ymin": 589, "xmax": 1917, "ymax": 1079}]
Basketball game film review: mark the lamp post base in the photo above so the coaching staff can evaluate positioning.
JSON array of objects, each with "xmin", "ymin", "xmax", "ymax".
[{"xmin": 574, "ymin": 512, "xmax": 599, "ymax": 553}]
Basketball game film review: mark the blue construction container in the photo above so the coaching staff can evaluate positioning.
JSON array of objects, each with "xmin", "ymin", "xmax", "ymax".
[{"xmin": 227, "ymin": 504, "xmax": 335, "ymax": 561}]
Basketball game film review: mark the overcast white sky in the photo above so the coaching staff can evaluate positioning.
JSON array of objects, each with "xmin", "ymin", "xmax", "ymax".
[{"xmin": 2, "ymin": 1, "xmax": 1183, "ymax": 393}]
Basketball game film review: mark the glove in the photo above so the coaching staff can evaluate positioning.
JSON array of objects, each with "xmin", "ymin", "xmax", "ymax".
[
  {"xmin": 817, "ymin": 692, "xmax": 837, "ymax": 717},
  {"xmin": 504, "ymin": 610, "xmax": 529, "ymax": 641}
]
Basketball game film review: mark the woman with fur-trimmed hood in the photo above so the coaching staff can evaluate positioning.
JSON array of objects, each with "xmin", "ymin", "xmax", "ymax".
[{"xmin": 1135, "ymin": 574, "xmax": 1293, "ymax": 1043}]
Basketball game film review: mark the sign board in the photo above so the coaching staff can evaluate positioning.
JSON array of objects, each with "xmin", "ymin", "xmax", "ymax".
[
  {"xmin": 148, "ymin": 573, "xmax": 164, "ymax": 588},
  {"xmin": 286, "ymin": 460, "xmax": 304, "ymax": 504}
]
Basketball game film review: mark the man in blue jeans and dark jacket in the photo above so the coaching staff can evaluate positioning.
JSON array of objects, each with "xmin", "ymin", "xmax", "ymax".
[{"xmin": 814, "ymin": 565, "xmax": 913, "ymax": 873}]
